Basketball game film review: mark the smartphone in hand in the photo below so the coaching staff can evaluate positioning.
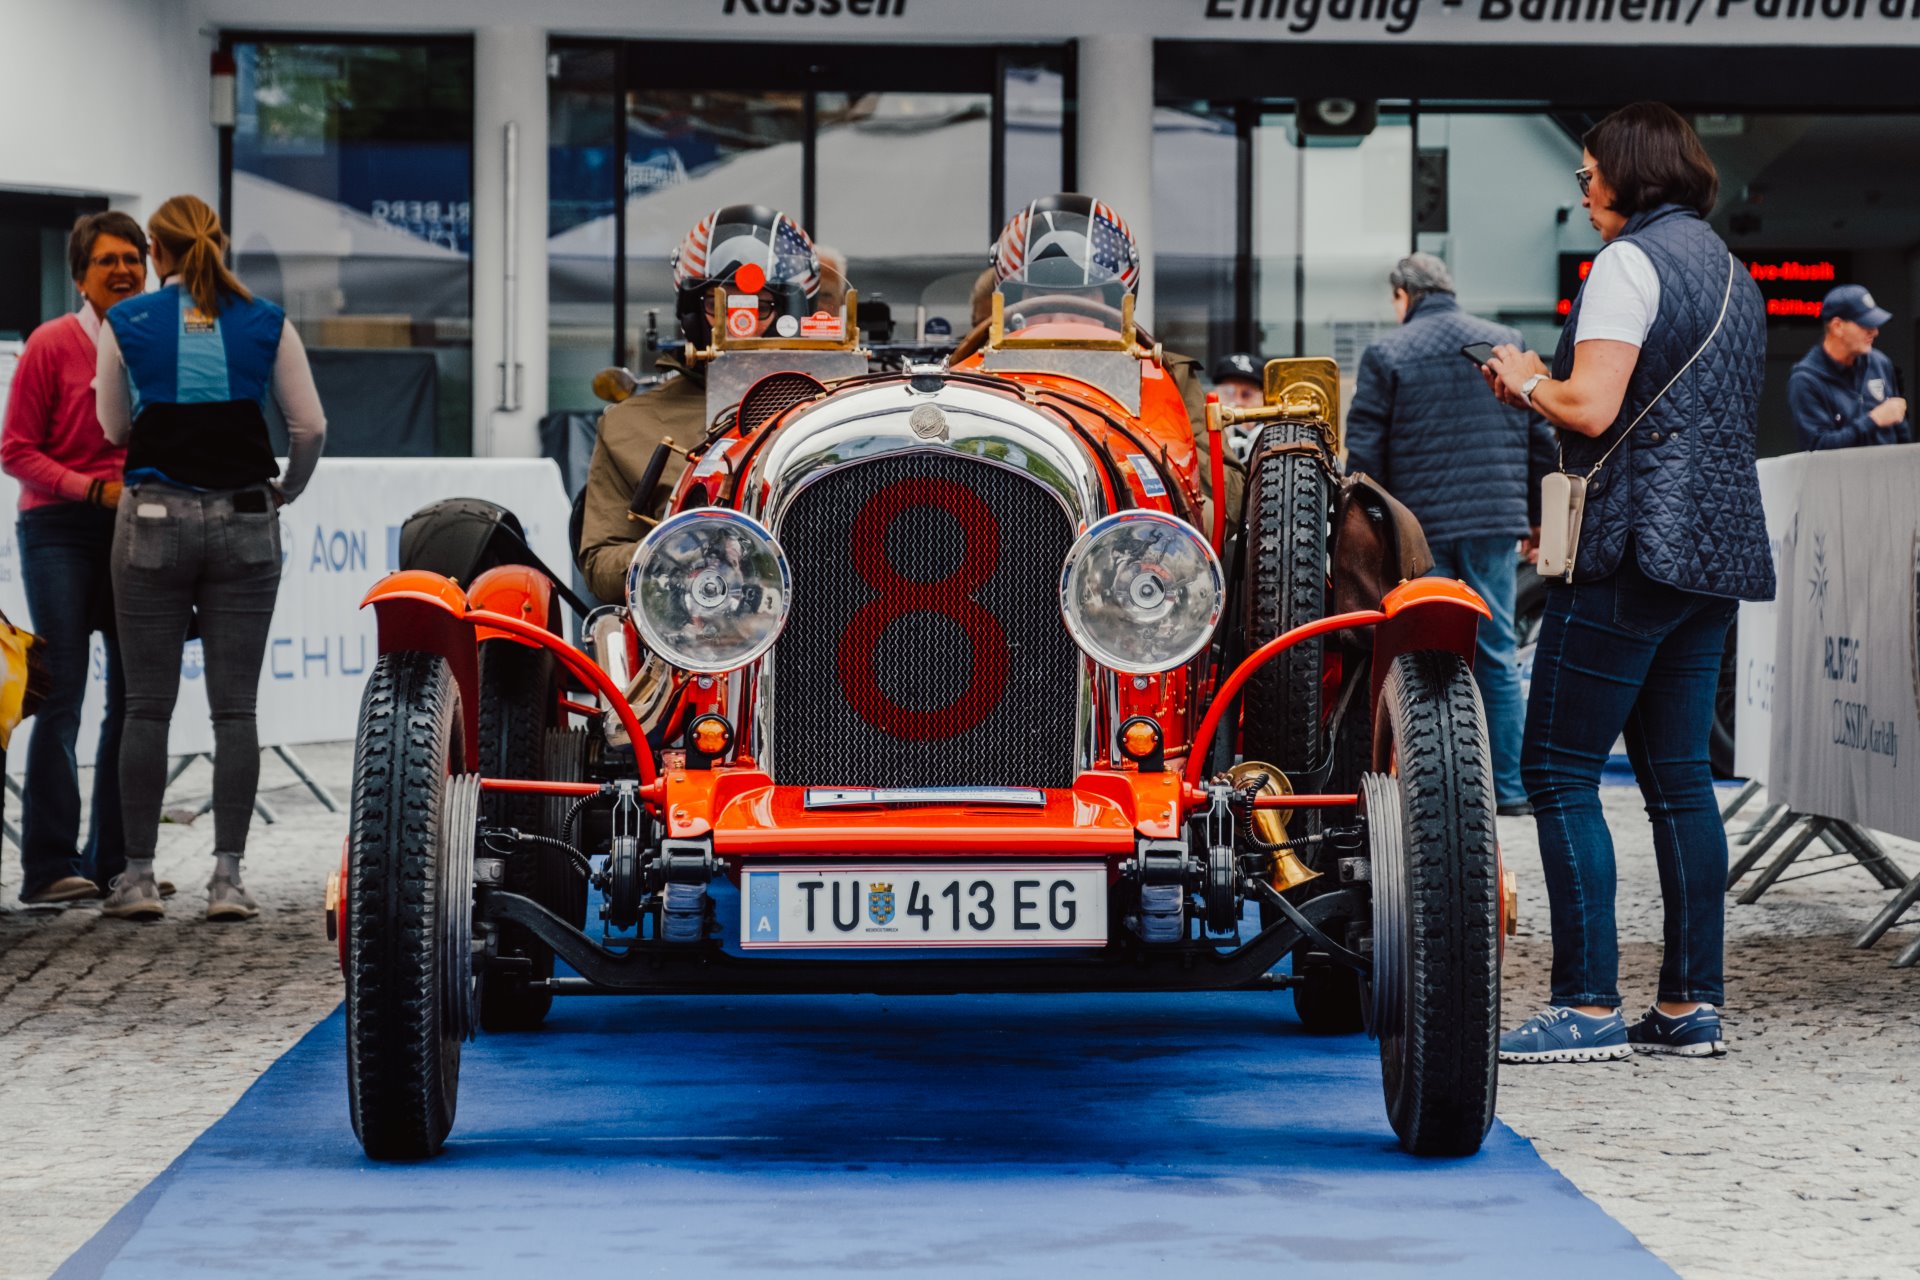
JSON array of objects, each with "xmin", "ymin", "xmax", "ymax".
[{"xmin": 1460, "ymin": 341, "xmax": 1496, "ymax": 367}]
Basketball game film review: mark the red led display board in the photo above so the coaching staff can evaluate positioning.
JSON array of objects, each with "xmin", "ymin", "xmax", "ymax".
[{"xmin": 1556, "ymin": 250, "xmax": 1852, "ymax": 324}]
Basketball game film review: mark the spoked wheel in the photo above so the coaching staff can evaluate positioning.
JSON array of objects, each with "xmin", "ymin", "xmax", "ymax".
[
  {"xmin": 1363, "ymin": 649, "xmax": 1500, "ymax": 1157},
  {"xmin": 1241, "ymin": 421, "xmax": 1333, "ymax": 775},
  {"xmin": 475, "ymin": 639, "xmax": 561, "ymax": 1032},
  {"xmin": 346, "ymin": 651, "xmax": 477, "ymax": 1161}
]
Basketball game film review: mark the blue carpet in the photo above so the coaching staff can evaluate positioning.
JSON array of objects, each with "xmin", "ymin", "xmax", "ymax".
[{"xmin": 59, "ymin": 987, "xmax": 1672, "ymax": 1278}]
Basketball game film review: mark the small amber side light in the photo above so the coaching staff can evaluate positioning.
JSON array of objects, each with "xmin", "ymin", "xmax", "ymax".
[
  {"xmin": 692, "ymin": 715, "xmax": 731, "ymax": 756},
  {"xmin": 1122, "ymin": 719, "xmax": 1161, "ymax": 760}
]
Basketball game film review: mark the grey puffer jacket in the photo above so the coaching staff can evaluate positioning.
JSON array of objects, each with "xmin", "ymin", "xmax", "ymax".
[
  {"xmin": 1553, "ymin": 204, "xmax": 1774, "ymax": 602},
  {"xmin": 1344, "ymin": 293, "xmax": 1556, "ymax": 546}
]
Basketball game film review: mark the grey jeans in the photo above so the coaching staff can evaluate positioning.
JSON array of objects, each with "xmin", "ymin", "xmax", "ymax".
[{"xmin": 112, "ymin": 482, "xmax": 283, "ymax": 860}]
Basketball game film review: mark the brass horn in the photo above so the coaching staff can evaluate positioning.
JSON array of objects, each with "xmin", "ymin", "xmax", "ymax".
[{"xmin": 1225, "ymin": 761, "xmax": 1321, "ymax": 894}]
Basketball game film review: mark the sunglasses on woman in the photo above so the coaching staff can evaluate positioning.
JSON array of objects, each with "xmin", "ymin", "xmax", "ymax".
[{"xmin": 1574, "ymin": 165, "xmax": 1595, "ymax": 197}]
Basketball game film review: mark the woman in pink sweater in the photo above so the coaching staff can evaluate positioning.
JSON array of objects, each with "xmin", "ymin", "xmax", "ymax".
[{"xmin": 0, "ymin": 212, "xmax": 147, "ymax": 904}]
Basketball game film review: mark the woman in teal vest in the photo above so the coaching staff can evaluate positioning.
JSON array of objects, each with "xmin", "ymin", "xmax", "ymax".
[{"xmin": 94, "ymin": 194, "xmax": 327, "ymax": 922}]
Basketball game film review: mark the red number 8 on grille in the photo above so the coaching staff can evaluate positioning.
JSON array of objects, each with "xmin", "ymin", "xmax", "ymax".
[{"xmin": 835, "ymin": 476, "xmax": 1009, "ymax": 741}]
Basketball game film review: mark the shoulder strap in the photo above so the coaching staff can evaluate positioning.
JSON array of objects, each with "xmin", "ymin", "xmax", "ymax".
[{"xmin": 1565, "ymin": 251, "xmax": 1738, "ymax": 479}]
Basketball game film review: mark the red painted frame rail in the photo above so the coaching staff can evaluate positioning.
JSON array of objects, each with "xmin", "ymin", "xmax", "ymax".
[
  {"xmin": 1182, "ymin": 608, "xmax": 1388, "ymax": 788},
  {"xmin": 465, "ymin": 607, "xmax": 659, "ymax": 789}
]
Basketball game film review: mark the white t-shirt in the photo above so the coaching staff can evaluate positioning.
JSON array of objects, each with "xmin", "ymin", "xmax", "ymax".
[{"xmin": 1574, "ymin": 241, "xmax": 1661, "ymax": 349}]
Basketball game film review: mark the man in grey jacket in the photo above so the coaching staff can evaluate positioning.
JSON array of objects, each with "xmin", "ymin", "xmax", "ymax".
[{"xmin": 1345, "ymin": 253, "xmax": 1553, "ymax": 815}]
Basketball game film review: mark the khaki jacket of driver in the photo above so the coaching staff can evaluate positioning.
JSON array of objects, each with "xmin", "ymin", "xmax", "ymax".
[{"xmin": 577, "ymin": 365, "xmax": 709, "ymax": 605}]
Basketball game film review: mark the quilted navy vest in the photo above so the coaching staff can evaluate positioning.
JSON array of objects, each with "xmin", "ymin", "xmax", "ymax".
[{"xmin": 1552, "ymin": 205, "xmax": 1775, "ymax": 601}]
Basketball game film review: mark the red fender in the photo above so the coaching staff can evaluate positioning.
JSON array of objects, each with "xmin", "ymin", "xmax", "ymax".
[
  {"xmin": 468, "ymin": 563, "xmax": 558, "ymax": 644},
  {"xmin": 360, "ymin": 571, "xmax": 481, "ymax": 772},
  {"xmin": 1369, "ymin": 576, "xmax": 1491, "ymax": 718}
]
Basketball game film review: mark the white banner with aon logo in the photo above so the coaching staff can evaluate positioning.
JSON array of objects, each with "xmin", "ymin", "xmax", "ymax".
[
  {"xmin": 1766, "ymin": 443, "xmax": 1920, "ymax": 840},
  {"xmin": 1, "ymin": 459, "xmax": 572, "ymax": 773}
]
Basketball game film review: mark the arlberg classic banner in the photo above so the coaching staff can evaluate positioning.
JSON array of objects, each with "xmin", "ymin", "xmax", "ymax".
[
  {"xmin": 0, "ymin": 459, "xmax": 572, "ymax": 773},
  {"xmin": 206, "ymin": 0, "xmax": 1920, "ymax": 46},
  {"xmin": 1766, "ymin": 444, "xmax": 1920, "ymax": 842}
]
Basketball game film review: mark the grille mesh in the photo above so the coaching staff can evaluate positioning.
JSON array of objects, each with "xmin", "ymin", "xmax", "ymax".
[
  {"xmin": 772, "ymin": 452, "xmax": 1078, "ymax": 788},
  {"xmin": 739, "ymin": 372, "xmax": 824, "ymax": 436}
]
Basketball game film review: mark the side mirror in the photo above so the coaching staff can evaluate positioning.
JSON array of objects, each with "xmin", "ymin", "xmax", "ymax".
[{"xmin": 593, "ymin": 367, "xmax": 639, "ymax": 404}]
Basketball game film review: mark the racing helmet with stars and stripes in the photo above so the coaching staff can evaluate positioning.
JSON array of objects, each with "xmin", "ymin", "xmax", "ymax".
[
  {"xmin": 990, "ymin": 193, "xmax": 1140, "ymax": 302},
  {"xmin": 671, "ymin": 204, "xmax": 820, "ymax": 346}
]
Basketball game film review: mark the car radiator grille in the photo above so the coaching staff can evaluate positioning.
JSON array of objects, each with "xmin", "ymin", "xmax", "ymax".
[{"xmin": 771, "ymin": 452, "xmax": 1080, "ymax": 788}]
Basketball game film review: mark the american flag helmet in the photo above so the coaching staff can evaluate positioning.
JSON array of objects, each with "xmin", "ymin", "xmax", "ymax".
[
  {"xmin": 671, "ymin": 204, "xmax": 820, "ymax": 303},
  {"xmin": 990, "ymin": 193, "xmax": 1139, "ymax": 294}
]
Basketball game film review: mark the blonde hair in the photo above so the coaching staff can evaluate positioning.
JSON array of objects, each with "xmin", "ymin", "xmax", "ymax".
[{"xmin": 148, "ymin": 194, "xmax": 252, "ymax": 316}]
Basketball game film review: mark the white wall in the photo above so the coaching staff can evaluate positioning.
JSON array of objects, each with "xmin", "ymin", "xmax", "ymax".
[{"xmin": 0, "ymin": 0, "xmax": 216, "ymax": 218}]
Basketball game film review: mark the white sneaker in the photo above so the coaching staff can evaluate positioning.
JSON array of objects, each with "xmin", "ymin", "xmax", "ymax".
[
  {"xmin": 101, "ymin": 874, "xmax": 165, "ymax": 921},
  {"xmin": 206, "ymin": 875, "xmax": 259, "ymax": 922}
]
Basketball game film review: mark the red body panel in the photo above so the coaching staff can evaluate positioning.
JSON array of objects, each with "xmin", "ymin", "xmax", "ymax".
[
  {"xmin": 467, "ymin": 563, "xmax": 556, "ymax": 645},
  {"xmin": 653, "ymin": 765, "xmax": 1183, "ymax": 862}
]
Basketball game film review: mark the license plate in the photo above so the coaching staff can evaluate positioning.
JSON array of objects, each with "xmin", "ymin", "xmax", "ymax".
[{"xmin": 740, "ymin": 863, "xmax": 1107, "ymax": 948}]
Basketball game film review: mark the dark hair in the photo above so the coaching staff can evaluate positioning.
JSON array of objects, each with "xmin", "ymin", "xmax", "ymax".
[
  {"xmin": 67, "ymin": 212, "xmax": 149, "ymax": 284},
  {"xmin": 1583, "ymin": 103, "xmax": 1719, "ymax": 219}
]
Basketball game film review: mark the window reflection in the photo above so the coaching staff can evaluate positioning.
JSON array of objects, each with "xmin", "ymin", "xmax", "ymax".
[
  {"xmin": 231, "ymin": 40, "xmax": 473, "ymax": 455},
  {"xmin": 1154, "ymin": 103, "xmax": 1239, "ymax": 371},
  {"xmin": 816, "ymin": 91, "xmax": 990, "ymax": 343}
]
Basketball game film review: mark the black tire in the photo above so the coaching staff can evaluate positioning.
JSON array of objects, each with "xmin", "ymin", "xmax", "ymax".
[
  {"xmin": 1367, "ymin": 649, "xmax": 1500, "ymax": 1157},
  {"xmin": 476, "ymin": 640, "xmax": 561, "ymax": 1033},
  {"xmin": 346, "ymin": 651, "xmax": 468, "ymax": 1161},
  {"xmin": 1242, "ymin": 422, "xmax": 1332, "ymax": 775},
  {"xmin": 1293, "ymin": 961, "xmax": 1367, "ymax": 1035}
]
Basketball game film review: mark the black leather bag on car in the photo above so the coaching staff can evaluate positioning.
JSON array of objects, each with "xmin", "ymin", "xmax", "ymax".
[{"xmin": 1330, "ymin": 471, "xmax": 1433, "ymax": 646}]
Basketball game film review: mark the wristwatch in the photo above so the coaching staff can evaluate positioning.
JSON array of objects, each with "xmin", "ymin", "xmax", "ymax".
[{"xmin": 1520, "ymin": 373, "xmax": 1549, "ymax": 408}]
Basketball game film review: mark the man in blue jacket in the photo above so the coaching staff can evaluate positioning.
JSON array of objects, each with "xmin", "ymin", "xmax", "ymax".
[
  {"xmin": 1345, "ymin": 253, "xmax": 1554, "ymax": 816},
  {"xmin": 1789, "ymin": 284, "xmax": 1909, "ymax": 451}
]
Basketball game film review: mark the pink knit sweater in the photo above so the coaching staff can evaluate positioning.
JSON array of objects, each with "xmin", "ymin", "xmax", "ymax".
[{"xmin": 1, "ymin": 311, "xmax": 127, "ymax": 511}]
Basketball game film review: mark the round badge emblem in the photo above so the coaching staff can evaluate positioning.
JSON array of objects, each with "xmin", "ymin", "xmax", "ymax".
[
  {"xmin": 726, "ymin": 308, "xmax": 758, "ymax": 339},
  {"xmin": 909, "ymin": 404, "xmax": 948, "ymax": 441},
  {"xmin": 775, "ymin": 314, "xmax": 799, "ymax": 337}
]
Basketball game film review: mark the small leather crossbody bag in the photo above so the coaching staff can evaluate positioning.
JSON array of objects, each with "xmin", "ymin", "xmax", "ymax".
[{"xmin": 1537, "ymin": 252, "xmax": 1737, "ymax": 581}]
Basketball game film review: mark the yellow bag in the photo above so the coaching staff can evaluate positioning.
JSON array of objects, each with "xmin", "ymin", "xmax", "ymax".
[{"xmin": 0, "ymin": 608, "xmax": 51, "ymax": 750}]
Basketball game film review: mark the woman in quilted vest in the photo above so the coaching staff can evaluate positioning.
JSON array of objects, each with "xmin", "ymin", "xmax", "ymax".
[{"xmin": 1482, "ymin": 103, "xmax": 1774, "ymax": 1063}]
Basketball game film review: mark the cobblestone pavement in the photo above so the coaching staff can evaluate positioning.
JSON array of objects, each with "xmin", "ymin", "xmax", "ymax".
[
  {"xmin": 1497, "ymin": 786, "xmax": 1920, "ymax": 1280},
  {"xmin": 3, "ymin": 752, "xmax": 1917, "ymax": 1279}
]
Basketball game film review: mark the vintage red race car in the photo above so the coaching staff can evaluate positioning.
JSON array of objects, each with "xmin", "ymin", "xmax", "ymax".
[{"xmin": 332, "ymin": 287, "xmax": 1511, "ymax": 1163}]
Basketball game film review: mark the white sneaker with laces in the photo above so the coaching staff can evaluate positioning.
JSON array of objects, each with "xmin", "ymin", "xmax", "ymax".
[
  {"xmin": 101, "ymin": 874, "xmax": 165, "ymax": 921},
  {"xmin": 206, "ymin": 875, "xmax": 259, "ymax": 922}
]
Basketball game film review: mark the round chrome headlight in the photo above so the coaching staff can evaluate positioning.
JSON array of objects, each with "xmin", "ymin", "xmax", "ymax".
[
  {"xmin": 625, "ymin": 508, "xmax": 791, "ymax": 673},
  {"xmin": 1059, "ymin": 511, "xmax": 1223, "ymax": 673}
]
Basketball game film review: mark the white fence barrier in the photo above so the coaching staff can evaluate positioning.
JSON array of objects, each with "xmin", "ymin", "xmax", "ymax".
[
  {"xmin": 1762, "ymin": 443, "xmax": 1920, "ymax": 842},
  {"xmin": 2, "ymin": 458, "xmax": 573, "ymax": 775}
]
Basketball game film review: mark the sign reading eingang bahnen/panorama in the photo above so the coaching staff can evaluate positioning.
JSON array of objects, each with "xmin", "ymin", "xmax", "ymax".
[{"xmin": 700, "ymin": 0, "xmax": 1920, "ymax": 41}]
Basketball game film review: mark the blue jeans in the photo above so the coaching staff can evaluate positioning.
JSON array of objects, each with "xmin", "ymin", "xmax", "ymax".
[
  {"xmin": 16, "ymin": 503, "xmax": 126, "ymax": 895},
  {"xmin": 1427, "ymin": 536, "xmax": 1526, "ymax": 807},
  {"xmin": 1521, "ymin": 555, "xmax": 1736, "ymax": 1008}
]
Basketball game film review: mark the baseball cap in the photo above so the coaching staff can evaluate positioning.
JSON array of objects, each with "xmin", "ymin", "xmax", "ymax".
[
  {"xmin": 1212, "ymin": 352, "xmax": 1263, "ymax": 384},
  {"xmin": 1821, "ymin": 284, "xmax": 1893, "ymax": 329}
]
